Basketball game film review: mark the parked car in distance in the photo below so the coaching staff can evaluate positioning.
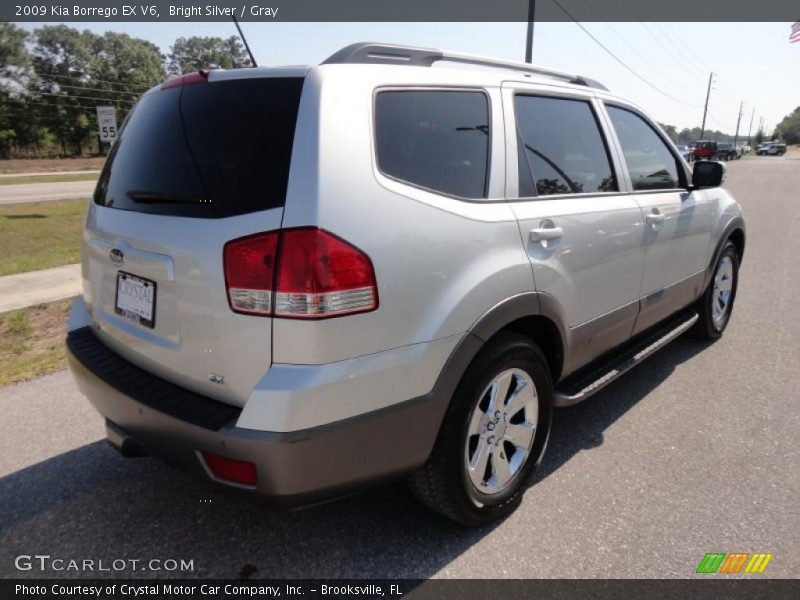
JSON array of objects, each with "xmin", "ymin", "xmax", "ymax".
[
  {"xmin": 676, "ymin": 144, "xmax": 694, "ymax": 162},
  {"xmin": 716, "ymin": 142, "xmax": 737, "ymax": 161},
  {"xmin": 693, "ymin": 140, "xmax": 717, "ymax": 160},
  {"xmin": 757, "ymin": 142, "xmax": 786, "ymax": 156},
  {"xmin": 66, "ymin": 42, "xmax": 746, "ymax": 526}
]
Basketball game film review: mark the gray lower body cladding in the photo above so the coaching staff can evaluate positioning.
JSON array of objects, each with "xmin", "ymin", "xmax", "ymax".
[{"xmin": 66, "ymin": 327, "xmax": 459, "ymax": 507}]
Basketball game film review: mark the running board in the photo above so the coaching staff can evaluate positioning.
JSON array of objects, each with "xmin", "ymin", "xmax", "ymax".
[{"xmin": 553, "ymin": 309, "xmax": 699, "ymax": 407}]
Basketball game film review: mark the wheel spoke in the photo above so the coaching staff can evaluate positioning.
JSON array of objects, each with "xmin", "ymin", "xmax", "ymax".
[
  {"xmin": 491, "ymin": 449, "xmax": 512, "ymax": 487},
  {"xmin": 718, "ymin": 277, "xmax": 732, "ymax": 292},
  {"xmin": 468, "ymin": 401, "xmax": 487, "ymax": 436},
  {"xmin": 505, "ymin": 379, "xmax": 535, "ymax": 419},
  {"xmin": 468, "ymin": 440, "xmax": 490, "ymax": 484},
  {"xmin": 504, "ymin": 423, "xmax": 535, "ymax": 450},
  {"xmin": 491, "ymin": 370, "xmax": 514, "ymax": 411}
]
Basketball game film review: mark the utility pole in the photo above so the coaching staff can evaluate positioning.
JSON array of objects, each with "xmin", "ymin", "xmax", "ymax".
[
  {"xmin": 525, "ymin": 0, "xmax": 536, "ymax": 63},
  {"xmin": 699, "ymin": 72, "xmax": 713, "ymax": 139},
  {"xmin": 732, "ymin": 101, "xmax": 743, "ymax": 150},
  {"xmin": 746, "ymin": 107, "xmax": 755, "ymax": 145}
]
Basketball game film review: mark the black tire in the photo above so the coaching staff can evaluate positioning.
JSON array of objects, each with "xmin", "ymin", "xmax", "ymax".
[
  {"xmin": 692, "ymin": 241, "xmax": 739, "ymax": 340},
  {"xmin": 409, "ymin": 332, "xmax": 553, "ymax": 526}
]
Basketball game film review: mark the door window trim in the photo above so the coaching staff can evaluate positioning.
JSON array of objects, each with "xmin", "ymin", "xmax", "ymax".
[
  {"xmin": 371, "ymin": 86, "xmax": 493, "ymax": 202},
  {"xmin": 511, "ymin": 91, "xmax": 622, "ymax": 201}
]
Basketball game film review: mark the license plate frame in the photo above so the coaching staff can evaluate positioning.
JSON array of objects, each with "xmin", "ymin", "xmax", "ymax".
[{"xmin": 114, "ymin": 271, "xmax": 157, "ymax": 329}]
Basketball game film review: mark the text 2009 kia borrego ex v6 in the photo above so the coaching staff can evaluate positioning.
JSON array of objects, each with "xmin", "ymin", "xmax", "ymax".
[{"xmin": 67, "ymin": 43, "xmax": 744, "ymax": 526}]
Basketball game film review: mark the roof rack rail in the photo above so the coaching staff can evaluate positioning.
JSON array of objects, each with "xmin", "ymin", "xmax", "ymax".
[{"xmin": 322, "ymin": 42, "xmax": 608, "ymax": 91}]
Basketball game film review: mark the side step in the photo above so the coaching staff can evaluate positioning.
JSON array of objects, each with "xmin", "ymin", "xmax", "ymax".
[{"xmin": 553, "ymin": 309, "xmax": 699, "ymax": 407}]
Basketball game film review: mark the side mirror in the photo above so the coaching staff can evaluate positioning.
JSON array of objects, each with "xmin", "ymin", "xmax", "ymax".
[{"xmin": 692, "ymin": 160, "xmax": 726, "ymax": 189}]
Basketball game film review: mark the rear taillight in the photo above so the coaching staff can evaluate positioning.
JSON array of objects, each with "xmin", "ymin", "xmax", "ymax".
[
  {"xmin": 224, "ymin": 232, "xmax": 278, "ymax": 315},
  {"xmin": 223, "ymin": 228, "xmax": 378, "ymax": 319}
]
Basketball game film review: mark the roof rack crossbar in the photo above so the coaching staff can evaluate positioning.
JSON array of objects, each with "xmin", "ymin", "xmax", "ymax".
[{"xmin": 322, "ymin": 43, "xmax": 608, "ymax": 91}]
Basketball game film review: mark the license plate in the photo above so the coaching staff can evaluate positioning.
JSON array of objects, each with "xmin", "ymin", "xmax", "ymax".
[{"xmin": 115, "ymin": 272, "xmax": 156, "ymax": 328}]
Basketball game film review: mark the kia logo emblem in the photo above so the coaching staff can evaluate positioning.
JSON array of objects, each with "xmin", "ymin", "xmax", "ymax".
[{"xmin": 109, "ymin": 248, "xmax": 124, "ymax": 265}]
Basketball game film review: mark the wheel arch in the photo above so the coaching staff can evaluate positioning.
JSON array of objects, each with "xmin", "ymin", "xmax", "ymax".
[{"xmin": 704, "ymin": 216, "xmax": 745, "ymax": 290}]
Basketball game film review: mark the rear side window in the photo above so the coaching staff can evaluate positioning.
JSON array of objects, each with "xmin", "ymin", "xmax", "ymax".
[
  {"xmin": 94, "ymin": 77, "xmax": 304, "ymax": 218},
  {"xmin": 515, "ymin": 95, "xmax": 617, "ymax": 197},
  {"xmin": 375, "ymin": 90, "xmax": 489, "ymax": 199},
  {"xmin": 606, "ymin": 106, "xmax": 683, "ymax": 191}
]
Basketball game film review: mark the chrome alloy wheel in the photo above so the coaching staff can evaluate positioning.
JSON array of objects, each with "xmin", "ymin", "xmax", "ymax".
[
  {"xmin": 464, "ymin": 368, "xmax": 538, "ymax": 496},
  {"xmin": 711, "ymin": 255, "xmax": 734, "ymax": 330}
]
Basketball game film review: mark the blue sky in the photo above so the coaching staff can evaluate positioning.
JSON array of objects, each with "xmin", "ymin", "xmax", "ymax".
[{"xmin": 19, "ymin": 21, "xmax": 800, "ymax": 134}]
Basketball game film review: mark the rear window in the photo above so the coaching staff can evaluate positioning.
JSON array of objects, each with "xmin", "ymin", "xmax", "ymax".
[
  {"xmin": 375, "ymin": 90, "xmax": 489, "ymax": 199},
  {"xmin": 94, "ymin": 77, "xmax": 304, "ymax": 218}
]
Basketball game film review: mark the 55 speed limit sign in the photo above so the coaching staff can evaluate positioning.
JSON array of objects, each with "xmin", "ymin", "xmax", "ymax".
[{"xmin": 96, "ymin": 106, "xmax": 117, "ymax": 143}]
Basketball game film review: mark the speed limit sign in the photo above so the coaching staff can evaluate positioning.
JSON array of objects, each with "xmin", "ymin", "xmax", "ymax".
[{"xmin": 96, "ymin": 106, "xmax": 117, "ymax": 143}]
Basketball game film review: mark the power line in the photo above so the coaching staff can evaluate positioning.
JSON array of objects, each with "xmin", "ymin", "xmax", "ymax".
[
  {"xmin": 626, "ymin": 3, "xmax": 711, "ymax": 80},
  {"xmin": 617, "ymin": 0, "xmax": 707, "ymax": 84},
  {"xmin": 31, "ymin": 81, "xmax": 142, "ymax": 98},
  {"xmin": 32, "ymin": 70, "xmax": 153, "ymax": 91},
  {"xmin": 573, "ymin": 0, "xmax": 705, "ymax": 102},
  {"xmin": 551, "ymin": 0, "xmax": 703, "ymax": 108},
  {"xmin": 25, "ymin": 90, "xmax": 137, "ymax": 105},
  {"xmin": 16, "ymin": 100, "xmax": 131, "ymax": 114}
]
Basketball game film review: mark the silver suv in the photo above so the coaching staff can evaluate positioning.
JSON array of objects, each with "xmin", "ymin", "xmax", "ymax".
[{"xmin": 67, "ymin": 43, "xmax": 745, "ymax": 525}]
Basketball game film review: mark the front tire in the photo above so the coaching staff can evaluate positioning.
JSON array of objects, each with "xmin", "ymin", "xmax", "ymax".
[
  {"xmin": 692, "ymin": 241, "xmax": 739, "ymax": 340},
  {"xmin": 410, "ymin": 332, "xmax": 553, "ymax": 526}
]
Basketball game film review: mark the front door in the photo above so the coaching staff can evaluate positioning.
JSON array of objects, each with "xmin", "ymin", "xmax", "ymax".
[{"xmin": 604, "ymin": 104, "xmax": 713, "ymax": 333}]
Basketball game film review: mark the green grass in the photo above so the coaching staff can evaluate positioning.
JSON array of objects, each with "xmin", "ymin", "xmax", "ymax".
[
  {"xmin": 0, "ymin": 198, "xmax": 86, "ymax": 276},
  {"xmin": 0, "ymin": 172, "xmax": 99, "ymax": 186},
  {"xmin": 0, "ymin": 298, "xmax": 74, "ymax": 386}
]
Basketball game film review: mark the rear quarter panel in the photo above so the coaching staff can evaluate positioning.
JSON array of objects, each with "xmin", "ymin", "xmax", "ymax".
[{"xmin": 274, "ymin": 66, "xmax": 534, "ymax": 364}]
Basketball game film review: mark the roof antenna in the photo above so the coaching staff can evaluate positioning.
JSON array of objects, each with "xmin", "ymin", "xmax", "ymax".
[{"xmin": 231, "ymin": 15, "xmax": 258, "ymax": 67}]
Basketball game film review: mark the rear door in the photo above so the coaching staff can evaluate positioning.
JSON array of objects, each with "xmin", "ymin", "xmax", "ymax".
[
  {"xmin": 603, "ymin": 104, "xmax": 713, "ymax": 334},
  {"xmin": 84, "ymin": 72, "xmax": 304, "ymax": 407},
  {"xmin": 502, "ymin": 85, "xmax": 646, "ymax": 374}
]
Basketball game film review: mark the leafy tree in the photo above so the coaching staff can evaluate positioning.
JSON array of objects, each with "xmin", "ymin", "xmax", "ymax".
[
  {"xmin": 774, "ymin": 106, "xmax": 800, "ymax": 145},
  {"xmin": 23, "ymin": 25, "xmax": 165, "ymax": 156},
  {"xmin": 659, "ymin": 123, "xmax": 678, "ymax": 142},
  {"xmin": 168, "ymin": 36, "xmax": 251, "ymax": 75},
  {"xmin": 0, "ymin": 23, "xmax": 33, "ymax": 157},
  {"xmin": 90, "ymin": 32, "xmax": 165, "ymax": 93},
  {"xmin": 0, "ymin": 22, "xmax": 31, "ymax": 94},
  {"xmin": 29, "ymin": 25, "xmax": 96, "ymax": 154}
]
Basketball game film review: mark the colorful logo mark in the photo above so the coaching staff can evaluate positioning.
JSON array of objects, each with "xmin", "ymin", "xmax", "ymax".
[{"xmin": 696, "ymin": 552, "xmax": 773, "ymax": 574}]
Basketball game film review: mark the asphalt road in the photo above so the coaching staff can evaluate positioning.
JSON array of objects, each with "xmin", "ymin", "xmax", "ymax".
[
  {"xmin": 0, "ymin": 180, "xmax": 96, "ymax": 205},
  {"xmin": 1, "ymin": 156, "xmax": 798, "ymax": 579}
]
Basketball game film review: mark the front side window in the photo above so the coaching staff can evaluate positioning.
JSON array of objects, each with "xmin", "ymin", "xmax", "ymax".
[
  {"xmin": 515, "ymin": 95, "xmax": 617, "ymax": 197},
  {"xmin": 606, "ymin": 105, "xmax": 682, "ymax": 191},
  {"xmin": 375, "ymin": 90, "xmax": 489, "ymax": 199}
]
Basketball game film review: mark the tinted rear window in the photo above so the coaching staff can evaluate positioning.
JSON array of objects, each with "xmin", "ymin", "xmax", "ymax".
[
  {"xmin": 94, "ymin": 77, "xmax": 304, "ymax": 218},
  {"xmin": 375, "ymin": 90, "xmax": 489, "ymax": 199}
]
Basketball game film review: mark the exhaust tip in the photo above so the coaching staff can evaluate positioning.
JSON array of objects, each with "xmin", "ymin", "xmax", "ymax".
[{"xmin": 105, "ymin": 420, "xmax": 147, "ymax": 458}]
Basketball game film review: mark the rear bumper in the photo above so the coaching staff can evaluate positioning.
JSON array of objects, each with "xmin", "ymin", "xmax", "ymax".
[{"xmin": 66, "ymin": 326, "xmax": 440, "ymax": 507}]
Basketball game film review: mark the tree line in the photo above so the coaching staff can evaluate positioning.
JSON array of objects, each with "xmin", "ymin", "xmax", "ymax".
[
  {"xmin": 0, "ymin": 23, "xmax": 250, "ymax": 158},
  {"xmin": 1, "ymin": 22, "xmax": 796, "ymax": 159}
]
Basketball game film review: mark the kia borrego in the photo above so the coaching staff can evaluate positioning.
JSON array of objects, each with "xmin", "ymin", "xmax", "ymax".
[{"xmin": 67, "ymin": 43, "xmax": 745, "ymax": 525}]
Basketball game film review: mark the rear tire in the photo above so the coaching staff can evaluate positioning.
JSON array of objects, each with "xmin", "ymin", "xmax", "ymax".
[
  {"xmin": 692, "ymin": 241, "xmax": 739, "ymax": 340},
  {"xmin": 410, "ymin": 332, "xmax": 553, "ymax": 526}
]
